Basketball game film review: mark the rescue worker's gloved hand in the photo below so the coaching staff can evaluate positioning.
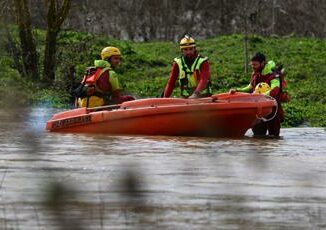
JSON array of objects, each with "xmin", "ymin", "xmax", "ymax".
[
  {"xmin": 188, "ymin": 92, "xmax": 200, "ymax": 99},
  {"xmin": 123, "ymin": 95, "xmax": 136, "ymax": 101},
  {"xmin": 118, "ymin": 95, "xmax": 135, "ymax": 103},
  {"xmin": 229, "ymin": 89, "xmax": 237, "ymax": 94}
]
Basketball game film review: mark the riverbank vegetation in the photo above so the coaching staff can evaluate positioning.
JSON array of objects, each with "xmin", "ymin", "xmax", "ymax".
[{"xmin": 0, "ymin": 28, "xmax": 325, "ymax": 127}]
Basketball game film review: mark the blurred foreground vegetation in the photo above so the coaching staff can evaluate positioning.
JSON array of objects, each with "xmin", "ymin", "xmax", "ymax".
[{"xmin": 0, "ymin": 28, "xmax": 325, "ymax": 127}]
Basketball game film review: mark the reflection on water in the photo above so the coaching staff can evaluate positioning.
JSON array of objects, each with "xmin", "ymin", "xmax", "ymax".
[{"xmin": 0, "ymin": 108, "xmax": 326, "ymax": 229}]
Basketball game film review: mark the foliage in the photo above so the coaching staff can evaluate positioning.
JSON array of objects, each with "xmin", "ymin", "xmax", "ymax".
[
  {"xmin": 1, "ymin": 28, "xmax": 325, "ymax": 127},
  {"xmin": 0, "ymin": 63, "xmax": 31, "ymax": 107},
  {"xmin": 30, "ymin": 88, "xmax": 73, "ymax": 108}
]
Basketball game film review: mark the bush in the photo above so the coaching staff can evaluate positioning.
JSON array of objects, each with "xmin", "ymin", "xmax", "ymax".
[{"xmin": 1, "ymin": 28, "xmax": 325, "ymax": 127}]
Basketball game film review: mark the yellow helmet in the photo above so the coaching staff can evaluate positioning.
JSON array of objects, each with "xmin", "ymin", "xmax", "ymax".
[
  {"xmin": 100, "ymin": 46, "xmax": 121, "ymax": 60},
  {"xmin": 179, "ymin": 35, "xmax": 196, "ymax": 50},
  {"xmin": 254, "ymin": 82, "xmax": 271, "ymax": 94}
]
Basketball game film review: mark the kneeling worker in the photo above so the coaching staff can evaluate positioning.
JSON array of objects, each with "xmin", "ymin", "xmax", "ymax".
[{"xmin": 75, "ymin": 46, "xmax": 135, "ymax": 108}]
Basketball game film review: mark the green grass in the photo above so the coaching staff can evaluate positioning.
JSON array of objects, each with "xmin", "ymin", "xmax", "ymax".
[{"xmin": 0, "ymin": 28, "xmax": 325, "ymax": 127}]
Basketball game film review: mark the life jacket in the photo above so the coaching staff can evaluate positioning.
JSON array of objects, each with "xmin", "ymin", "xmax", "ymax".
[
  {"xmin": 73, "ymin": 67, "xmax": 110, "ymax": 108},
  {"xmin": 81, "ymin": 66, "xmax": 111, "ymax": 94},
  {"xmin": 274, "ymin": 66, "xmax": 290, "ymax": 103},
  {"xmin": 174, "ymin": 55, "xmax": 212, "ymax": 97},
  {"xmin": 251, "ymin": 61, "xmax": 290, "ymax": 103},
  {"xmin": 77, "ymin": 95, "xmax": 105, "ymax": 108}
]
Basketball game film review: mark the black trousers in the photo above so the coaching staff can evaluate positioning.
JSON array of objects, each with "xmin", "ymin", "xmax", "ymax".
[{"xmin": 252, "ymin": 105, "xmax": 284, "ymax": 137}]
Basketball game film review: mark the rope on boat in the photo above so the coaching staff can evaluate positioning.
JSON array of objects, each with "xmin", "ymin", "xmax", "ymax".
[{"xmin": 256, "ymin": 95, "xmax": 279, "ymax": 122}]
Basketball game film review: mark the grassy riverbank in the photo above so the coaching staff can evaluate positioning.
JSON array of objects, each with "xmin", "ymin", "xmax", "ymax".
[{"xmin": 0, "ymin": 29, "xmax": 325, "ymax": 127}]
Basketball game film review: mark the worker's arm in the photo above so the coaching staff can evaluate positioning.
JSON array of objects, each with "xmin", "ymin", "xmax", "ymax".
[
  {"xmin": 266, "ymin": 78, "xmax": 281, "ymax": 97},
  {"xmin": 163, "ymin": 62, "xmax": 179, "ymax": 98},
  {"xmin": 110, "ymin": 71, "xmax": 135, "ymax": 103},
  {"xmin": 193, "ymin": 60, "xmax": 211, "ymax": 94},
  {"xmin": 236, "ymin": 83, "xmax": 252, "ymax": 93}
]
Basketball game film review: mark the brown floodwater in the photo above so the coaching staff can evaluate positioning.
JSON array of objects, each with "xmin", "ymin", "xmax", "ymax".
[{"xmin": 0, "ymin": 108, "xmax": 325, "ymax": 229}]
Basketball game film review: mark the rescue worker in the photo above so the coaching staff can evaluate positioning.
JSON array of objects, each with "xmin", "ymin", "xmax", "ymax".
[
  {"xmin": 75, "ymin": 46, "xmax": 135, "ymax": 108},
  {"xmin": 163, "ymin": 35, "xmax": 212, "ymax": 99},
  {"xmin": 230, "ymin": 52, "xmax": 285, "ymax": 137}
]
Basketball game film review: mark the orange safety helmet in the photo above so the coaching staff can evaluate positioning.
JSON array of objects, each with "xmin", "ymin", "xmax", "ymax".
[
  {"xmin": 179, "ymin": 35, "xmax": 196, "ymax": 50},
  {"xmin": 100, "ymin": 46, "xmax": 121, "ymax": 60}
]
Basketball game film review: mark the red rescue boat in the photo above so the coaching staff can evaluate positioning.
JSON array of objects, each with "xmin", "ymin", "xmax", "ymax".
[{"xmin": 45, "ymin": 93, "xmax": 277, "ymax": 137}]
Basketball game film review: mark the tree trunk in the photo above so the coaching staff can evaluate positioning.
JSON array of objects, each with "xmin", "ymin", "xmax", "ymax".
[
  {"xmin": 243, "ymin": 0, "xmax": 249, "ymax": 75},
  {"xmin": 43, "ymin": 0, "xmax": 71, "ymax": 85},
  {"xmin": 4, "ymin": 25, "xmax": 24, "ymax": 76},
  {"xmin": 43, "ymin": 30, "xmax": 58, "ymax": 84},
  {"xmin": 13, "ymin": 0, "xmax": 39, "ymax": 80}
]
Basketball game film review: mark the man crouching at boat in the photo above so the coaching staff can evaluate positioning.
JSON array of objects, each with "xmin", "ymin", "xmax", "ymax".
[
  {"xmin": 74, "ymin": 46, "xmax": 135, "ymax": 108},
  {"xmin": 162, "ymin": 35, "xmax": 212, "ymax": 99},
  {"xmin": 229, "ymin": 52, "xmax": 286, "ymax": 137}
]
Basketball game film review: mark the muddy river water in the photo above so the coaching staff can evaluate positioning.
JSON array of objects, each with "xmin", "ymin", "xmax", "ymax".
[{"xmin": 0, "ymin": 108, "xmax": 325, "ymax": 229}]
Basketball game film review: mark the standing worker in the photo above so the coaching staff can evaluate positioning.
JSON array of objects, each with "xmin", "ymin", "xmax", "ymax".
[
  {"xmin": 230, "ymin": 52, "xmax": 289, "ymax": 137},
  {"xmin": 163, "ymin": 35, "xmax": 212, "ymax": 99}
]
